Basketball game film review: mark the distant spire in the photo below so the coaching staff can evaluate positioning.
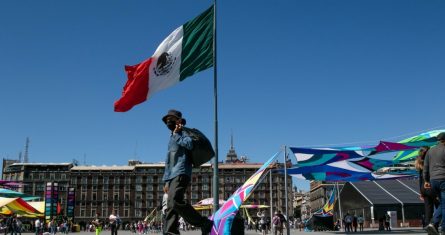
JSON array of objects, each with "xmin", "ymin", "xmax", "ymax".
[
  {"xmin": 225, "ymin": 130, "xmax": 238, "ymax": 163},
  {"xmin": 23, "ymin": 137, "xmax": 29, "ymax": 163},
  {"xmin": 18, "ymin": 152, "xmax": 22, "ymax": 163},
  {"xmin": 230, "ymin": 130, "xmax": 234, "ymax": 150}
]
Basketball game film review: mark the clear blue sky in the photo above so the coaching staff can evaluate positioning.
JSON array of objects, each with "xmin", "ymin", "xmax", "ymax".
[{"xmin": 1, "ymin": 1, "xmax": 444, "ymax": 191}]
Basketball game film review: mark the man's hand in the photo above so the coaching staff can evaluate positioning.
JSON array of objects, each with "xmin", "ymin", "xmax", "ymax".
[
  {"xmin": 419, "ymin": 195, "xmax": 424, "ymax": 201},
  {"xmin": 424, "ymin": 182, "xmax": 431, "ymax": 189},
  {"xmin": 173, "ymin": 123, "xmax": 183, "ymax": 133}
]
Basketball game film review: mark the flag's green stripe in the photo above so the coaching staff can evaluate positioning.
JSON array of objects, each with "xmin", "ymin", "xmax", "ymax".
[{"xmin": 180, "ymin": 5, "xmax": 214, "ymax": 81}]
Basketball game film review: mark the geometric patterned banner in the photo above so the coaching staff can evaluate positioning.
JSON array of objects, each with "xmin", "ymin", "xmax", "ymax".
[
  {"xmin": 44, "ymin": 182, "xmax": 59, "ymax": 222},
  {"xmin": 66, "ymin": 187, "xmax": 75, "ymax": 220}
]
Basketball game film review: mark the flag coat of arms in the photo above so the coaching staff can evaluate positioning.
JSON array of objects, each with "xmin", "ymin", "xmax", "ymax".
[{"xmin": 114, "ymin": 5, "xmax": 214, "ymax": 112}]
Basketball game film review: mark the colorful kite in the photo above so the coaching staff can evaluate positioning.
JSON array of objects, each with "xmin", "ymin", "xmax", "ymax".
[
  {"xmin": 291, "ymin": 141, "xmax": 417, "ymax": 167},
  {"xmin": 289, "ymin": 170, "xmax": 413, "ymax": 182},
  {"xmin": 292, "ymin": 130, "xmax": 445, "ymax": 167},
  {"xmin": 394, "ymin": 129, "xmax": 445, "ymax": 162},
  {"xmin": 210, "ymin": 152, "xmax": 279, "ymax": 235},
  {"xmin": 313, "ymin": 187, "xmax": 336, "ymax": 217}
]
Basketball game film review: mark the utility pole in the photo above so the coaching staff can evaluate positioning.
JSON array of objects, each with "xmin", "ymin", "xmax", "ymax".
[{"xmin": 23, "ymin": 137, "xmax": 30, "ymax": 163}]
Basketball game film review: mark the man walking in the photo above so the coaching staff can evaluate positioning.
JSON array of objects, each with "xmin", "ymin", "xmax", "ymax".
[
  {"xmin": 109, "ymin": 212, "xmax": 118, "ymax": 235},
  {"xmin": 424, "ymin": 132, "xmax": 445, "ymax": 235},
  {"xmin": 162, "ymin": 110, "xmax": 213, "ymax": 235}
]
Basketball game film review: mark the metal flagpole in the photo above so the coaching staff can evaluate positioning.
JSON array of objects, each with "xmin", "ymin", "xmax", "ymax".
[
  {"xmin": 284, "ymin": 146, "xmax": 290, "ymax": 235},
  {"xmin": 269, "ymin": 169, "xmax": 273, "ymax": 227},
  {"xmin": 336, "ymin": 182, "xmax": 343, "ymax": 225},
  {"xmin": 212, "ymin": 0, "xmax": 220, "ymax": 213}
]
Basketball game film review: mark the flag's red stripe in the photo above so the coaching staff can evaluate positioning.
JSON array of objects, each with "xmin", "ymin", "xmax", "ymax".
[{"xmin": 114, "ymin": 58, "xmax": 152, "ymax": 112}]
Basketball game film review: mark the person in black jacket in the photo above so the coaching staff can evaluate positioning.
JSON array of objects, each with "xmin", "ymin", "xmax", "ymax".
[{"xmin": 416, "ymin": 146, "xmax": 439, "ymax": 232}]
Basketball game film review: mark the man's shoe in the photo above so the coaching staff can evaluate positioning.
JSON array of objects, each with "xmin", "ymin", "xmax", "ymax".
[
  {"xmin": 201, "ymin": 219, "xmax": 213, "ymax": 235},
  {"xmin": 426, "ymin": 223, "xmax": 439, "ymax": 235}
]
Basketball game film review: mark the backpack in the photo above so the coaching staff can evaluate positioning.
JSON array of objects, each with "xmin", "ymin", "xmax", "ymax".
[
  {"xmin": 273, "ymin": 216, "xmax": 281, "ymax": 225},
  {"xmin": 345, "ymin": 216, "xmax": 352, "ymax": 223},
  {"xmin": 182, "ymin": 127, "xmax": 215, "ymax": 167}
]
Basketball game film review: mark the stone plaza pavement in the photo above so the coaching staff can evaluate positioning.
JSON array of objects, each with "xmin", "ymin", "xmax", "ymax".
[{"xmin": 50, "ymin": 227, "xmax": 427, "ymax": 235}]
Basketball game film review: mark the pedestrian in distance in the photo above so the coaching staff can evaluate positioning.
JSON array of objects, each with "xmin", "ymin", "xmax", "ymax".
[
  {"xmin": 92, "ymin": 213, "xmax": 103, "ymax": 235},
  {"xmin": 34, "ymin": 218, "xmax": 41, "ymax": 235},
  {"xmin": 384, "ymin": 213, "xmax": 391, "ymax": 231},
  {"xmin": 109, "ymin": 212, "xmax": 118, "ymax": 235},
  {"xmin": 161, "ymin": 184, "xmax": 169, "ymax": 235},
  {"xmin": 357, "ymin": 215, "xmax": 364, "ymax": 232},
  {"xmin": 161, "ymin": 109, "xmax": 213, "ymax": 235}
]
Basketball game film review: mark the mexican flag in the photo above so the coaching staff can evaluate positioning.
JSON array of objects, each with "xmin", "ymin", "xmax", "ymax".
[{"xmin": 114, "ymin": 5, "xmax": 214, "ymax": 112}]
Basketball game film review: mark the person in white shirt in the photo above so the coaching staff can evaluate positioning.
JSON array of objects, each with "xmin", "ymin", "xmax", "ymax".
[
  {"xmin": 34, "ymin": 218, "xmax": 41, "ymax": 235},
  {"xmin": 109, "ymin": 212, "xmax": 117, "ymax": 235}
]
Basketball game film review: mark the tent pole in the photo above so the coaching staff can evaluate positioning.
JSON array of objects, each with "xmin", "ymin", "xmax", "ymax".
[{"xmin": 284, "ymin": 146, "xmax": 290, "ymax": 235}]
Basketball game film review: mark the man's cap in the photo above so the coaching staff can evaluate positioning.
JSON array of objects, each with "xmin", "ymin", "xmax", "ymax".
[
  {"xmin": 437, "ymin": 132, "xmax": 445, "ymax": 141},
  {"xmin": 162, "ymin": 109, "xmax": 182, "ymax": 123}
]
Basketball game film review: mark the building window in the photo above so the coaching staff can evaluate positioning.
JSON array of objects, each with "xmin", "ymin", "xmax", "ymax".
[
  {"xmin": 147, "ymin": 176, "xmax": 153, "ymax": 183},
  {"xmin": 124, "ymin": 177, "xmax": 130, "ymax": 184},
  {"xmin": 92, "ymin": 177, "xmax": 98, "ymax": 184},
  {"xmin": 124, "ymin": 209, "xmax": 129, "ymax": 217},
  {"xmin": 103, "ymin": 193, "xmax": 108, "ymax": 201},
  {"xmin": 61, "ymin": 174, "xmax": 67, "ymax": 180},
  {"xmin": 36, "ymin": 184, "xmax": 45, "ymax": 192},
  {"xmin": 134, "ymin": 209, "xmax": 141, "ymax": 217},
  {"xmin": 202, "ymin": 184, "xmax": 209, "ymax": 191},
  {"xmin": 135, "ymin": 201, "xmax": 142, "ymax": 208},
  {"xmin": 125, "ymin": 185, "xmax": 130, "ymax": 192},
  {"xmin": 114, "ymin": 177, "xmax": 120, "ymax": 184},
  {"xmin": 80, "ymin": 208, "xmax": 86, "ymax": 217},
  {"xmin": 191, "ymin": 193, "xmax": 198, "ymax": 199},
  {"xmin": 39, "ymin": 173, "xmax": 44, "ymax": 180},
  {"xmin": 102, "ymin": 208, "xmax": 108, "ymax": 217},
  {"xmin": 81, "ymin": 193, "xmax": 86, "ymax": 201},
  {"xmin": 147, "ymin": 194, "xmax": 153, "ymax": 200},
  {"xmin": 50, "ymin": 173, "xmax": 55, "ymax": 180},
  {"xmin": 147, "ymin": 185, "xmax": 153, "ymax": 191},
  {"xmin": 136, "ymin": 176, "xmax": 142, "ymax": 183},
  {"xmin": 71, "ymin": 177, "xmax": 77, "ymax": 184},
  {"xmin": 81, "ymin": 177, "xmax": 87, "ymax": 184},
  {"xmin": 92, "ymin": 192, "xmax": 97, "ymax": 201},
  {"xmin": 92, "ymin": 185, "xmax": 97, "ymax": 192},
  {"xmin": 136, "ymin": 185, "xmax": 142, "ymax": 192},
  {"xmin": 114, "ymin": 193, "xmax": 119, "ymax": 201},
  {"xmin": 91, "ymin": 209, "xmax": 96, "ymax": 217},
  {"xmin": 103, "ymin": 176, "xmax": 109, "ymax": 185}
]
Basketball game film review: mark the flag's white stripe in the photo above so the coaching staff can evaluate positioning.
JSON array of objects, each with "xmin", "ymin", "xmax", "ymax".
[{"xmin": 148, "ymin": 26, "xmax": 183, "ymax": 97}]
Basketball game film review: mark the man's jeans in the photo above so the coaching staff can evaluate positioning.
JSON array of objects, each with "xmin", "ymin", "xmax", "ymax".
[
  {"xmin": 431, "ymin": 180, "xmax": 445, "ymax": 231},
  {"xmin": 165, "ymin": 175, "xmax": 206, "ymax": 235}
]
